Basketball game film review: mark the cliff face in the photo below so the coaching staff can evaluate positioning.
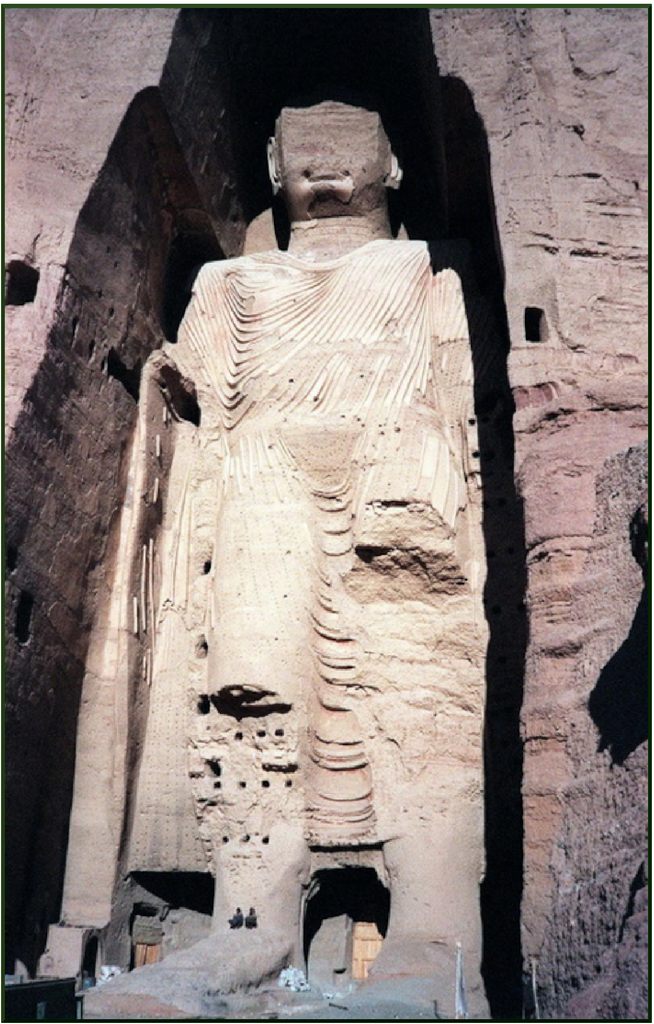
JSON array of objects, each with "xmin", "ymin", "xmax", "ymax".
[
  {"xmin": 5, "ymin": 8, "xmax": 647, "ymax": 1018},
  {"xmin": 4, "ymin": 8, "xmax": 245, "ymax": 974},
  {"xmin": 431, "ymin": 7, "xmax": 648, "ymax": 1019}
]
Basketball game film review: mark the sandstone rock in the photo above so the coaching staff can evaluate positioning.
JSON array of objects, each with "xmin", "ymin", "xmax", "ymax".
[{"xmin": 5, "ymin": 10, "xmax": 647, "ymax": 1020}]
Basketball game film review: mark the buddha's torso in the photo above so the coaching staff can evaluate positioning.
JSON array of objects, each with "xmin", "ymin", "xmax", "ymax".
[{"xmin": 178, "ymin": 240, "xmax": 441, "ymax": 439}]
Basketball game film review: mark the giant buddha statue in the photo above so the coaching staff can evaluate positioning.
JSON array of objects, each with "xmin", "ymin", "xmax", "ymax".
[{"xmin": 62, "ymin": 97, "xmax": 490, "ymax": 1017}]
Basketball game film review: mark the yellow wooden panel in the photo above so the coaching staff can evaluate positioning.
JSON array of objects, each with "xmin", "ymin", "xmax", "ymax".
[
  {"xmin": 134, "ymin": 942, "xmax": 161, "ymax": 968},
  {"xmin": 352, "ymin": 921, "xmax": 383, "ymax": 980}
]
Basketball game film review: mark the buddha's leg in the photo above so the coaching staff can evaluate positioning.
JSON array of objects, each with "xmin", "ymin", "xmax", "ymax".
[
  {"xmin": 194, "ymin": 433, "xmax": 313, "ymax": 944},
  {"xmin": 342, "ymin": 428, "xmax": 488, "ymax": 1014}
]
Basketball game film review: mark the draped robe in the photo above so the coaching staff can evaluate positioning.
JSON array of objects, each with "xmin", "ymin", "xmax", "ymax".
[{"xmin": 127, "ymin": 239, "xmax": 485, "ymax": 871}]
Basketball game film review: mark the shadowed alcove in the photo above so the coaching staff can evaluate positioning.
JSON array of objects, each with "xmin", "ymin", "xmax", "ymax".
[
  {"xmin": 217, "ymin": 9, "xmax": 527, "ymax": 1014},
  {"xmin": 303, "ymin": 867, "xmax": 390, "ymax": 989}
]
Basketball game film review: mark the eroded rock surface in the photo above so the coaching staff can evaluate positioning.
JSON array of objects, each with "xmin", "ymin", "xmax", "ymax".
[{"xmin": 431, "ymin": 7, "xmax": 648, "ymax": 1018}]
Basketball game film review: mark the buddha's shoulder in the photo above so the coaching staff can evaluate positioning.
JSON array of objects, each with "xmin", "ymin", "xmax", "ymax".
[{"xmin": 194, "ymin": 239, "xmax": 433, "ymax": 280}]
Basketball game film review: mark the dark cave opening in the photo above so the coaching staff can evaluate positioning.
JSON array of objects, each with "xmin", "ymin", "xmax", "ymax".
[
  {"xmin": 15, "ymin": 590, "xmax": 34, "ymax": 645},
  {"xmin": 105, "ymin": 348, "xmax": 141, "ymax": 401},
  {"xmin": 5, "ymin": 260, "xmax": 40, "ymax": 305},
  {"xmin": 81, "ymin": 935, "xmax": 99, "ymax": 981},
  {"xmin": 158, "ymin": 362, "xmax": 201, "ymax": 426},
  {"xmin": 303, "ymin": 867, "xmax": 390, "ymax": 984},
  {"xmin": 524, "ymin": 306, "xmax": 546, "ymax": 343},
  {"xmin": 131, "ymin": 872, "xmax": 215, "ymax": 917}
]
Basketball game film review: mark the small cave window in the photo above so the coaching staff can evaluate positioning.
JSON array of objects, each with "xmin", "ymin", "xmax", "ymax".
[
  {"xmin": 159, "ymin": 363, "xmax": 201, "ymax": 427},
  {"xmin": 524, "ymin": 306, "xmax": 545, "ymax": 343},
  {"xmin": 262, "ymin": 780, "xmax": 270, "ymax": 788},
  {"xmin": 196, "ymin": 636, "xmax": 209, "ymax": 659},
  {"xmin": 15, "ymin": 590, "xmax": 34, "ymax": 644},
  {"xmin": 206, "ymin": 760, "xmax": 221, "ymax": 777},
  {"xmin": 203, "ymin": 559, "xmax": 212, "ymax": 575},
  {"xmin": 6, "ymin": 544, "xmax": 18, "ymax": 575},
  {"xmin": 106, "ymin": 347, "xmax": 141, "ymax": 401},
  {"xmin": 355, "ymin": 545, "xmax": 391, "ymax": 564},
  {"xmin": 197, "ymin": 695, "xmax": 211, "ymax": 715},
  {"xmin": 81, "ymin": 936, "xmax": 99, "ymax": 982},
  {"xmin": 5, "ymin": 261, "xmax": 39, "ymax": 305}
]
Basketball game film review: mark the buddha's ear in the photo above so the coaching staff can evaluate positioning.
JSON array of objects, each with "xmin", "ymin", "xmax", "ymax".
[
  {"xmin": 384, "ymin": 151, "xmax": 403, "ymax": 190},
  {"xmin": 267, "ymin": 137, "xmax": 282, "ymax": 195}
]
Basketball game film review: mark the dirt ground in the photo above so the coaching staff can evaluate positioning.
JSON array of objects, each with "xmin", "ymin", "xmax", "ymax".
[{"xmin": 83, "ymin": 975, "xmax": 447, "ymax": 1021}]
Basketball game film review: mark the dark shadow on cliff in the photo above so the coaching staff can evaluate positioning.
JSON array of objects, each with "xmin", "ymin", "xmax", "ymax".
[
  {"xmin": 431, "ymin": 74, "xmax": 527, "ymax": 1020},
  {"xmin": 222, "ymin": 8, "xmax": 446, "ymax": 240},
  {"xmin": 3, "ymin": 80, "xmax": 228, "ymax": 975},
  {"xmin": 589, "ymin": 500, "xmax": 648, "ymax": 766},
  {"xmin": 588, "ymin": 586, "xmax": 648, "ymax": 765}
]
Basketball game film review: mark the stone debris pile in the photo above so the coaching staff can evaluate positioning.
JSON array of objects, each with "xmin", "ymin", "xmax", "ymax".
[{"xmin": 278, "ymin": 966, "xmax": 311, "ymax": 992}]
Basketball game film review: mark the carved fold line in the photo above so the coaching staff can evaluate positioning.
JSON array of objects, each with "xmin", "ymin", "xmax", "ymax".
[
  {"xmin": 272, "ymin": 259, "xmax": 371, "ymax": 346},
  {"xmin": 384, "ymin": 323, "xmax": 429, "ymax": 411},
  {"xmin": 311, "ymin": 480, "xmax": 352, "ymax": 501},
  {"xmin": 229, "ymin": 272, "xmax": 330, "ymax": 338},
  {"xmin": 310, "ymin": 612, "xmax": 352, "ymax": 642},
  {"xmin": 310, "ymin": 352, "xmax": 350, "ymax": 413},
  {"xmin": 414, "ymin": 430, "xmax": 431, "ymax": 495},
  {"xmin": 307, "ymin": 794, "xmax": 374, "ymax": 814},
  {"xmin": 140, "ymin": 542, "xmax": 148, "ymax": 636},
  {"xmin": 266, "ymin": 333, "xmax": 318, "ymax": 383},
  {"xmin": 322, "ymin": 521, "xmax": 352, "ymax": 537},
  {"xmin": 148, "ymin": 537, "xmax": 155, "ymax": 659},
  {"xmin": 168, "ymin": 461, "xmax": 193, "ymax": 608},
  {"xmin": 396, "ymin": 335, "xmax": 432, "ymax": 410},
  {"xmin": 381, "ymin": 255, "xmax": 430, "ymax": 323},
  {"xmin": 253, "ymin": 433, "xmax": 267, "ymax": 478},
  {"xmin": 359, "ymin": 352, "xmax": 393, "ymax": 422},
  {"xmin": 317, "ymin": 665, "xmax": 358, "ymax": 681},
  {"xmin": 184, "ymin": 310, "xmax": 226, "ymax": 394},
  {"xmin": 430, "ymin": 269, "xmax": 469, "ymax": 344}
]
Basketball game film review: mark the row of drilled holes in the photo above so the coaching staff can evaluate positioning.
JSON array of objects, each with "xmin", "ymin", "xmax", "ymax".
[
  {"xmin": 205, "ymin": 762, "xmax": 293, "ymax": 790},
  {"xmin": 222, "ymin": 834, "xmax": 269, "ymax": 845},
  {"xmin": 211, "ymin": 779, "xmax": 293, "ymax": 790},
  {"xmin": 235, "ymin": 728, "xmax": 284, "ymax": 739}
]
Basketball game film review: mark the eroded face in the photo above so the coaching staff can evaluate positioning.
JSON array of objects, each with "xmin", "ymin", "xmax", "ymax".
[{"xmin": 270, "ymin": 101, "xmax": 398, "ymax": 222}]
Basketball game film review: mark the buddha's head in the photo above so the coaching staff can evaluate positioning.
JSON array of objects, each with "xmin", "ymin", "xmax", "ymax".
[{"xmin": 267, "ymin": 100, "xmax": 402, "ymax": 225}]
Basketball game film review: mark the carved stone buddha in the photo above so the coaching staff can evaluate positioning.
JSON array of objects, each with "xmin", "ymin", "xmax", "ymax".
[{"xmin": 66, "ymin": 99, "xmax": 489, "ymax": 1017}]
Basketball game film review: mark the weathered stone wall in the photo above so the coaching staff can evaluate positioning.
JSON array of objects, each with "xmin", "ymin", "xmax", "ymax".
[
  {"xmin": 5, "ymin": 8, "xmax": 178, "ymax": 436},
  {"xmin": 4, "ymin": 8, "xmax": 246, "ymax": 973},
  {"xmin": 431, "ymin": 7, "xmax": 648, "ymax": 1019}
]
